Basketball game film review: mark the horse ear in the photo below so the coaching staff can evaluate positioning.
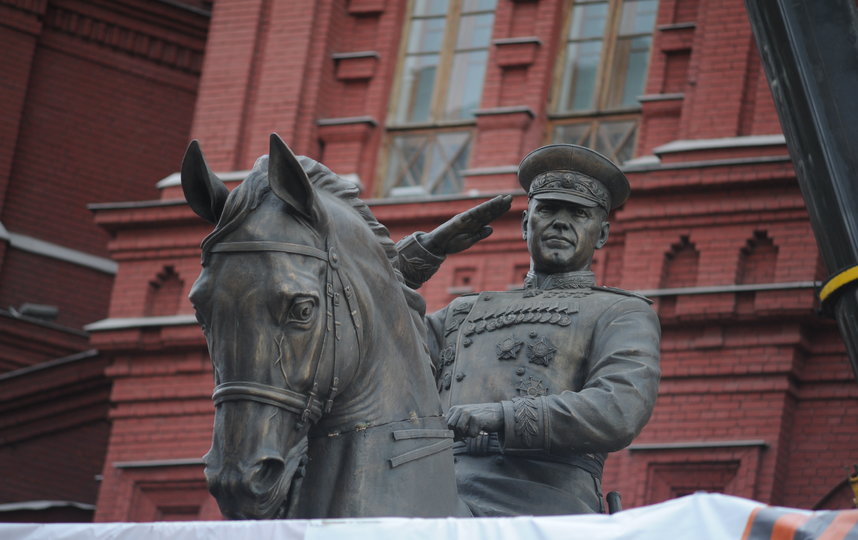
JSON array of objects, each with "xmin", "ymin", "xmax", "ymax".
[
  {"xmin": 268, "ymin": 133, "xmax": 318, "ymax": 223},
  {"xmin": 181, "ymin": 140, "xmax": 229, "ymax": 224}
]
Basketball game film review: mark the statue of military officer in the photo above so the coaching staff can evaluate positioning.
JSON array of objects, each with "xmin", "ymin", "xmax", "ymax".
[{"xmin": 396, "ymin": 144, "xmax": 661, "ymax": 516}]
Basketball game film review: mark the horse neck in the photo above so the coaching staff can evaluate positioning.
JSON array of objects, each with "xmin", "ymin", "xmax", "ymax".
[{"xmin": 318, "ymin": 217, "xmax": 442, "ymax": 430}]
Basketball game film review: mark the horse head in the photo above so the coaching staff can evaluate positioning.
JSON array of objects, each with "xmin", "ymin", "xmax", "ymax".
[{"xmin": 184, "ymin": 134, "xmax": 363, "ymax": 519}]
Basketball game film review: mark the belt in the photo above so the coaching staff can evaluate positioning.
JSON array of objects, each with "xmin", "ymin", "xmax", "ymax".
[{"xmin": 452, "ymin": 433, "xmax": 604, "ymax": 479}]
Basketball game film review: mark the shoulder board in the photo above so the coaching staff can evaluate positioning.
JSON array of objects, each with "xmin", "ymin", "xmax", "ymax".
[
  {"xmin": 450, "ymin": 293, "xmax": 479, "ymax": 311},
  {"xmin": 591, "ymin": 285, "xmax": 653, "ymax": 304}
]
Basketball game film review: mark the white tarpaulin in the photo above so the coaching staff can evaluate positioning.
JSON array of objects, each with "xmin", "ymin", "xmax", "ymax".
[{"xmin": 1, "ymin": 493, "xmax": 857, "ymax": 540}]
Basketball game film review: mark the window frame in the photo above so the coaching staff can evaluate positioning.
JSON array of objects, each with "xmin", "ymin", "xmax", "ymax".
[
  {"xmin": 378, "ymin": 0, "xmax": 497, "ymax": 197},
  {"xmin": 548, "ymin": 112, "xmax": 641, "ymax": 164},
  {"xmin": 377, "ymin": 126, "xmax": 474, "ymax": 197},
  {"xmin": 548, "ymin": 0, "xmax": 660, "ymax": 163},
  {"xmin": 550, "ymin": 0, "xmax": 658, "ymax": 116},
  {"xmin": 387, "ymin": 0, "xmax": 496, "ymax": 129}
]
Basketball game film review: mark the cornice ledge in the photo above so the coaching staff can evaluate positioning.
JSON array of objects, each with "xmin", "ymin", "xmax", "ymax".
[
  {"xmin": 317, "ymin": 116, "xmax": 379, "ymax": 127},
  {"xmin": 85, "ymin": 314, "xmax": 197, "ymax": 332},
  {"xmin": 654, "ymin": 134, "xmax": 787, "ymax": 155},
  {"xmin": 473, "ymin": 106, "xmax": 535, "ymax": 118},
  {"xmin": 155, "ymin": 169, "xmax": 251, "ymax": 189},
  {"xmin": 492, "ymin": 36, "xmax": 542, "ymax": 46},
  {"xmin": 331, "ymin": 50, "xmax": 380, "ymax": 60},
  {"xmin": 629, "ymin": 439, "xmax": 768, "ymax": 451}
]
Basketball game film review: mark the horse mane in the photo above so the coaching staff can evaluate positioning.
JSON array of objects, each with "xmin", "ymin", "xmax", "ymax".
[{"xmin": 200, "ymin": 154, "xmax": 403, "ymax": 283}]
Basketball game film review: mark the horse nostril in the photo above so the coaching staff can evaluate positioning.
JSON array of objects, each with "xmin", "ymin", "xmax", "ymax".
[{"xmin": 249, "ymin": 457, "xmax": 285, "ymax": 495}]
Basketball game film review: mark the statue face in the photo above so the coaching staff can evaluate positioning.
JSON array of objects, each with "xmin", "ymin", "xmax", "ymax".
[{"xmin": 522, "ymin": 199, "xmax": 609, "ymax": 274}]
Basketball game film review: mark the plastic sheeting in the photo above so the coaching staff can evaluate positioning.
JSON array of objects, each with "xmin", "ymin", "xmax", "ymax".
[{"xmin": 1, "ymin": 493, "xmax": 857, "ymax": 540}]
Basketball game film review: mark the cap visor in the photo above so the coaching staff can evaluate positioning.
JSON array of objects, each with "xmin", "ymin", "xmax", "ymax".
[{"xmin": 531, "ymin": 191, "xmax": 599, "ymax": 207}]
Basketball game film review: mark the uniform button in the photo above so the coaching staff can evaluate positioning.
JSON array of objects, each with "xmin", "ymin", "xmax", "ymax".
[
  {"xmin": 529, "ymin": 331, "xmax": 537, "ymax": 338},
  {"xmin": 456, "ymin": 372, "xmax": 465, "ymax": 382},
  {"xmin": 515, "ymin": 367, "xmax": 525, "ymax": 376},
  {"xmin": 463, "ymin": 338, "xmax": 472, "ymax": 347}
]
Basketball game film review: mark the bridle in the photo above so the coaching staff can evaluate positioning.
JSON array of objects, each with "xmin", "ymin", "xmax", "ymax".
[{"xmin": 204, "ymin": 238, "xmax": 362, "ymax": 430}]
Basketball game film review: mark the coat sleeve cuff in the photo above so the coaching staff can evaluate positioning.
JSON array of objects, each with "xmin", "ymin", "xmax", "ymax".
[
  {"xmin": 395, "ymin": 233, "xmax": 446, "ymax": 289},
  {"xmin": 500, "ymin": 397, "xmax": 545, "ymax": 451}
]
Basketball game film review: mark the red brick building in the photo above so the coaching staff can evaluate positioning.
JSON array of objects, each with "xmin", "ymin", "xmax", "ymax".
[{"xmin": 1, "ymin": 0, "xmax": 856, "ymax": 523}]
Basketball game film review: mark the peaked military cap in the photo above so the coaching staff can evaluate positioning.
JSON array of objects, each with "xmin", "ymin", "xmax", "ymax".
[{"xmin": 517, "ymin": 144, "xmax": 630, "ymax": 212}]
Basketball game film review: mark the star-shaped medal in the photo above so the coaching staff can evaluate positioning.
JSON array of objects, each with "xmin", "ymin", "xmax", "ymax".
[
  {"xmin": 496, "ymin": 335, "xmax": 523, "ymax": 361},
  {"xmin": 527, "ymin": 336, "xmax": 557, "ymax": 366},
  {"xmin": 516, "ymin": 376, "xmax": 549, "ymax": 397}
]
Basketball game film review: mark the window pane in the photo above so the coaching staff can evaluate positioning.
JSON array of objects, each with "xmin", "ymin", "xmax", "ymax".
[
  {"xmin": 443, "ymin": 50, "xmax": 488, "ymax": 119},
  {"xmin": 568, "ymin": 1, "xmax": 608, "ymax": 40},
  {"xmin": 386, "ymin": 135, "xmax": 428, "ymax": 193},
  {"xmin": 429, "ymin": 132, "xmax": 471, "ymax": 194},
  {"xmin": 457, "ymin": 13, "xmax": 495, "ymax": 49},
  {"xmin": 552, "ymin": 121, "xmax": 637, "ymax": 164},
  {"xmin": 553, "ymin": 123, "xmax": 593, "ymax": 146},
  {"xmin": 383, "ymin": 132, "xmax": 471, "ymax": 196},
  {"xmin": 462, "ymin": 0, "xmax": 496, "ymax": 12},
  {"xmin": 558, "ymin": 40, "xmax": 603, "ymax": 111},
  {"xmin": 606, "ymin": 35, "xmax": 651, "ymax": 108},
  {"xmin": 413, "ymin": 0, "xmax": 449, "ymax": 16},
  {"xmin": 395, "ymin": 54, "xmax": 439, "ymax": 124},
  {"xmin": 596, "ymin": 120, "xmax": 636, "ymax": 163},
  {"xmin": 407, "ymin": 17, "xmax": 447, "ymax": 53},
  {"xmin": 619, "ymin": 0, "xmax": 658, "ymax": 35}
]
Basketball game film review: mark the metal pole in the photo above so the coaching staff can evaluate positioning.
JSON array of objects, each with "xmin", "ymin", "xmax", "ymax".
[{"xmin": 745, "ymin": 0, "xmax": 858, "ymax": 382}]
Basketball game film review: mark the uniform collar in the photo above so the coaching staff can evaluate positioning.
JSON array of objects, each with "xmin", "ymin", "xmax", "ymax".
[{"xmin": 524, "ymin": 270, "xmax": 596, "ymax": 290}]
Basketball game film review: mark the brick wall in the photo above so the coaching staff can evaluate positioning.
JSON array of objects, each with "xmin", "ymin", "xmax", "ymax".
[
  {"xmin": 0, "ymin": 352, "xmax": 110, "ymax": 518},
  {"xmin": 0, "ymin": 0, "xmax": 209, "ymax": 522}
]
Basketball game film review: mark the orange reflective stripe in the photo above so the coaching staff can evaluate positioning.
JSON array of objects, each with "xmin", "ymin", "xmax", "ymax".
[
  {"xmin": 817, "ymin": 510, "xmax": 858, "ymax": 540},
  {"xmin": 771, "ymin": 513, "xmax": 812, "ymax": 540},
  {"xmin": 743, "ymin": 508, "xmax": 764, "ymax": 540}
]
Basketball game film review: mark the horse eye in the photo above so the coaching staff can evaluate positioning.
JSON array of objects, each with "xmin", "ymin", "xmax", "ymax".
[{"xmin": 288, "ymin": 299, "xmax": 316, "ymax": 323}]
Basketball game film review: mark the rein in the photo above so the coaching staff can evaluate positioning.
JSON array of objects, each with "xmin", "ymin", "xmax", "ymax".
[{"xmin": 206, "ymin": 239, "xmax": 362, "ymax": 429}]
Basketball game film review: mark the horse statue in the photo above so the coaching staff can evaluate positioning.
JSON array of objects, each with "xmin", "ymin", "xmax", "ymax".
[{"xmin": 182, "ymin": 134, "xmax": 464, "ymax": 519}]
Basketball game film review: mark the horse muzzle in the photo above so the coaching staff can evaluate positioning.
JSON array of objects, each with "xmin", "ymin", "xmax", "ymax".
[{"xmin": 204, "ymin": 436, "xmax": 309, "ymax": 519}]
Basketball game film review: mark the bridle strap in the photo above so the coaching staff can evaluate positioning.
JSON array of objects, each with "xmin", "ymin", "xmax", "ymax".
[
  {"xmin": 213, "ymin": 381, "xmax": 324, "ymax": 423},
  {"xmin": 209, "ymin": 241, "xmax": 328, "ymax": 261}
]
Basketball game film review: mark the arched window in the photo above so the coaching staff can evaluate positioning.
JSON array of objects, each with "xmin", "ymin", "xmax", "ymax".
[
  {"xmin": 661, "ymin": 236, "xmax": 699, "ymax": 289},
  {"xmin": 145, "ymin": 266, "xmax": 183, "ymax": 317},
  {"xmin": 659, "ymin": 236, "xmax": 698, "ymax": 317},
  {"xmin": 736, "ymin": 231, "xmax": 777, "ymax": 285}
]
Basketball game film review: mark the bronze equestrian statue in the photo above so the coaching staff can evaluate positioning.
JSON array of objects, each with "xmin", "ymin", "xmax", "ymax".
[
  {"xmin": 181, "ymin": 134, "xmax": 504, "ymax": 518},
  {"xmin": 399, "ymin": 144, "xmax": 661, "ymax": 516},
  {"xmin": 183, "ymin": 135, "xmax": 659, "ymax": 518}
]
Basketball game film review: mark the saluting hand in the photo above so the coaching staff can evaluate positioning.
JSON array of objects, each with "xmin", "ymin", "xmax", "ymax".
[{"xmin": 420, "ymin": 195, "xmax": 513, "ymax": 256}]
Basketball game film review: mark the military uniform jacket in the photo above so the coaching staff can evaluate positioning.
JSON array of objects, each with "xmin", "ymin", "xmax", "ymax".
[{"xmin": 425, "ymin": 271, "xmax": 661, "ymax": 470}]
